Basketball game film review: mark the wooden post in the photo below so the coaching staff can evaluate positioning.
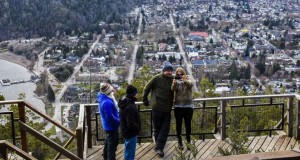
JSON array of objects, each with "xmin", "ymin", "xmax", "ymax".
[
  {"xmin": 287, "ymin": 97, "xmax": 294, "ymax": 137},
  {"xmin": 296, "ymin": 99, "xmax": 300, "ymax": 140},
  {"xmin": 86, "ymin": 105, "xmax": 92, "ymax": 148},
  {"xmin": 76, "ymin": 127, "xmax": 83, "ymax": 159},
  {"xmin": 221, "ymin": 100, "xmax": 226, "ymax": 140},
  {"xmin": 0, "ymin": 142, "xmax": 8, "ymax": 160},
  {"xmin": 18, "ymin": 102, "xmax": 28, "ymax": 152}
]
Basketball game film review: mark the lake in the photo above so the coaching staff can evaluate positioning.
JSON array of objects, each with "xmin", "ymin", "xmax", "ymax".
[{"xmin": 0, "ymin": 59, "xmax": 45, "ymax": 113}]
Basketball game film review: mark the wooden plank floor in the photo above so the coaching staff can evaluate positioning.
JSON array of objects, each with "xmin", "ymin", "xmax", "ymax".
[{"xmin": 87, "ymin": 135, "xmax": 300, "ymax": 160}]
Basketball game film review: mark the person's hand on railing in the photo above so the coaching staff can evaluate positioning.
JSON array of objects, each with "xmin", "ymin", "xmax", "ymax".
[{"xmin": 143, "ymin": 98, "xmax": 150, "ymax": 106}]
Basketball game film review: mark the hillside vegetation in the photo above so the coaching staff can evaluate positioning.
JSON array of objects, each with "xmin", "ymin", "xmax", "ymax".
[{"xmin": 0, "ymin": 0, "xmax": 141, "ymax": 41}]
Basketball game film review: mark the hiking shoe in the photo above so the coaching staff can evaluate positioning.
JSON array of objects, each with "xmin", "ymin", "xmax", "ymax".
[{"xmin": 154, "ymin": 148, "xmax": 164, "ymax": 157}]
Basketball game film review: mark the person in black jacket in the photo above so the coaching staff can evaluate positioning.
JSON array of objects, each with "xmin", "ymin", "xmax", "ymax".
[{"xmin": 118, "ymin": 85, "xmax": 141, "ymax": 160}]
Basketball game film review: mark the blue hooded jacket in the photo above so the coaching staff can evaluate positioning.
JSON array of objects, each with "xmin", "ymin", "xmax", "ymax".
[{"xmin": 97, "ymin": 93, "xmax": 120, "ymax": 131}]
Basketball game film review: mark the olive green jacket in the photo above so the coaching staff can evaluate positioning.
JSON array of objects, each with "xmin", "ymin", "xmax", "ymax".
[{"xmin": 142, "ymin": 73, "xmax": 174, "ymax": 112}]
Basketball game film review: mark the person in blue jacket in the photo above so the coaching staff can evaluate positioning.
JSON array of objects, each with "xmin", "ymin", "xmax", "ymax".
[{"xmin": 97, "ymin": 83, "xmax": 120, "ymax": 160}]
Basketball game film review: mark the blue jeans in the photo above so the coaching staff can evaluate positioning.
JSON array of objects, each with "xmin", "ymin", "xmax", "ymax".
[
  {"xmin": 103, "ymin": 130, "xmax": 119, "ymax": 160},
  {"xmin": 124, "ymin": 136, "xmax": 137, "ymax": 160}
]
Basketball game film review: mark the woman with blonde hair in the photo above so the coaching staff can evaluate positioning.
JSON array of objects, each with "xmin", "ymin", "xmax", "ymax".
[{"xmin": 171, "ymin": 67, "xmax": 194, "ymax": 150}]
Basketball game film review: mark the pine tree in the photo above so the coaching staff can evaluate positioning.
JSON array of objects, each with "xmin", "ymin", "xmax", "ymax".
[
  {"xmin": 229, "ymin": 61, "xmax": 239, "ymax": 80},
  {"xmin": 47, "ymin": 85, "xmax": 55, "ymax": 102},
  {"xmin": 162, "ymin": 54, "xmax": 167, "ymax": 61},
  {"xmin": 245, "ymin": 64, "xmax": 251, "ymax": 79}
]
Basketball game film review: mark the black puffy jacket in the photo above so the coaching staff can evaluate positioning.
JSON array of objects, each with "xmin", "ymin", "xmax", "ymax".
[{"xmin": 118, "ymin": 97, "xmax": 141, "ymax": 139}]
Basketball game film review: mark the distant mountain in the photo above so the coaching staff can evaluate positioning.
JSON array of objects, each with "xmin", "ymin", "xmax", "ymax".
[{"xmin": 0, "ymin": 0, "xmax": 141, "ymax": 41}]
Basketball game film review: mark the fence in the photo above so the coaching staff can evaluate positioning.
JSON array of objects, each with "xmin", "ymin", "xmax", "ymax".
[{"xmin": 82, "ymin": 94, "xmax": 300, "ymax": 150}]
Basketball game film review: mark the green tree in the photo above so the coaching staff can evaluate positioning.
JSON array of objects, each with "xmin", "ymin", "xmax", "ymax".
[
  {"xmin": 229, "ymin": 61, "xmax": 239, "ymax": 80},
  {"xmin": 236, "ymin": 13, "xmax": 240, "ymax": 19},
  {"xmin": 297, "ymin": 60, "xmax": 300, "ymax": 67},
  {"xmin": 0, "ymin": 94, "xmax": 5, "ymax": 101},
  {"xmin": 255, "ymin": 63, "xmax": 265, "ymax": 75},
  {"xmin": 209, "ymin": 5, "xmax": 212, "ymax": 11},
  {"xmin": 168, "ymin": 55, "xmax": 176, "ymax": 64},
  {"xmin": 209, "ymin": 38, "xmax": 214, "ymax": 44},
  {"xmin": 136, "ymin": 46, "xmax": 145, "ymax": 65},
  {"xmin": 152, "ymin": 56, "xmax": 157, "ymax": 61},
  {"xmin": 199, "ymin": 77, "xmax": 216, "ymax": 98},
  {"xmin": 114, "ymin": 65, "xmax": 153, "ymax": 101},
  {"xmin": 162, "ymin": 54, "xmax": 167, "ymax": 61},
  {"xmin": 219, "ymin": 115, "xmax": 250, "ymax": 156},
  {"xmin": 174, "ymin": 44, "xmax": 179, "ymax": 51},
  {"xmin": 279, "ymin": 38, "xmax": 286, "ymax": 49},
  {"xmin": 47, "ymin": 85, "xmax": 55, "ymax": 102},
  {"xmin": 244, "ymin": 64, "xmax": 251, "ymax": 79}
]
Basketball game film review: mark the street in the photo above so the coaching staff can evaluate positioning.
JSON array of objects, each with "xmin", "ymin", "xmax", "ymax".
[
  {"xmin": 127, "ymin": 9, "xmax": 142, "ymax": 83},
  {"xmin": 42, "ymin": 35, "xmax": 101, "ymax": 139},
  {"xmin": 169, "ymin": 12, "xmax": 199, "ymax": 92}
]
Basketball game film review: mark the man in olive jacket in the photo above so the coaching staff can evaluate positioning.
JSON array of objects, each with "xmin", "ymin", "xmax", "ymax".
[{"xmin": 142, "ymin": 61, "xmax": 174, "ymax": 158}]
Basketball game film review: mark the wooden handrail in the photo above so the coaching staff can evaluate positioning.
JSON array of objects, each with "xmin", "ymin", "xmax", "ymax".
[
  {"xmin": 76, "ymin": 104, "xmax": 86, "ymax": 159},
  {"xmin": 19, "ymin": 122, "xmax": 81, "ymax": 160},
  {"xmin": 23, "ymin": 101, "xmax": 76, "ymax": 137},
  {"xmin": 76, "ymin": 127, "xmax": 83, "ymax": 159},
  {"xmin": 0, "ymin": 140, "xmax": 37, "ymax": 160},
  {"xmin": 0, "ymin": 100, "xmax": 82, "ymax": 158},
  {"xmin": 192, "ymin": 94, "xmax": 295, "ymax": 102},
  {"xmin": 77, "ymin": 104, "xmax": 85, "ymax": 131},
  {"xmin": 295, "ymin": 94, "xmax": 300, "ymax": 140},
  {"xmin": 0, "ymin": 100, "xmax": 23, "ymax": 105},
  {"xmin": 53, "ymin": 137, "xmax": 75, "ymax": 160},
  {"xmin": 18, "ymin": 102, "xmax": 27, "ymax": 152},
  {"xmin": 86, "ymin": 105, "xmax": 93, "ymax": 148},
  {"xmin": 83, "ymin": 125, "xmax": 88, "ymax": 160},
  {"xmin": 209, "ymin": 150, "xmax": 300, "ymax": 160}
]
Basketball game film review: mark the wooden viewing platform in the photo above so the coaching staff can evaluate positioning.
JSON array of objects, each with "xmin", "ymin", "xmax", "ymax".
[
  {"xmin": 2, "ymin": 95, "xmax": 300, "ymax": 160},
  {"xmin": 87, "ymin": 135, "xmax": 300, "ymax": 160}
]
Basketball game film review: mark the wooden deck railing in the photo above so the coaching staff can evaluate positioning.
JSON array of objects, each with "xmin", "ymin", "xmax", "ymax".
[
  {"xmin": 78, "ymin": 94, "xmax": 300, "ymax": 158},
  {"xmin": 1, "ymin": 94, "xmax": 300, "ymax": 160},
  {"xmin": 0, "ymin": 100, "xmax": 82, "ymax": 160},
  {"xmin": 0, "ymin": 140, "xmax": 37, "ymax": 160}
]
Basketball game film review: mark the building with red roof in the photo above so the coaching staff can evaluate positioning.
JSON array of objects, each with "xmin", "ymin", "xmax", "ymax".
[{"xmin": 188, "ymin": 32, "xmax": 209, "ymax": 39}]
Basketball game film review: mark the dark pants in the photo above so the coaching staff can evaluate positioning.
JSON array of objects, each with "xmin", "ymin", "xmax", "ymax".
[
  {"xmin": 103, "ymin": 130, "xmax": 119, "ymax": 160},
  {"xmin": 152, "ymin": 109, "xmax": 171, "ymax": 150},
  {"xmin": 174, "ymin": 107, "xmax": 193, "ymax": 144}
]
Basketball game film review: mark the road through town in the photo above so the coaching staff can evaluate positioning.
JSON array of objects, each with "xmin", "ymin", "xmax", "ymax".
[
  {"xmin": 127, "ymin": 10, "xmax": 142, "ymax": 83},
  {"xmin": 169, "ymin": 13, "xmax": 199, "ymax": 92},
  {"xmin": 43, "ymin": 35, "xmax": 101, "ymax": 138}
]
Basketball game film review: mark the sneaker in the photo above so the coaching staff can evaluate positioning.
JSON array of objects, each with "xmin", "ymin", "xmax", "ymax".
[{"xmin": 154, "ymin": 148, "xmax": 164, "ymax": 157}]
